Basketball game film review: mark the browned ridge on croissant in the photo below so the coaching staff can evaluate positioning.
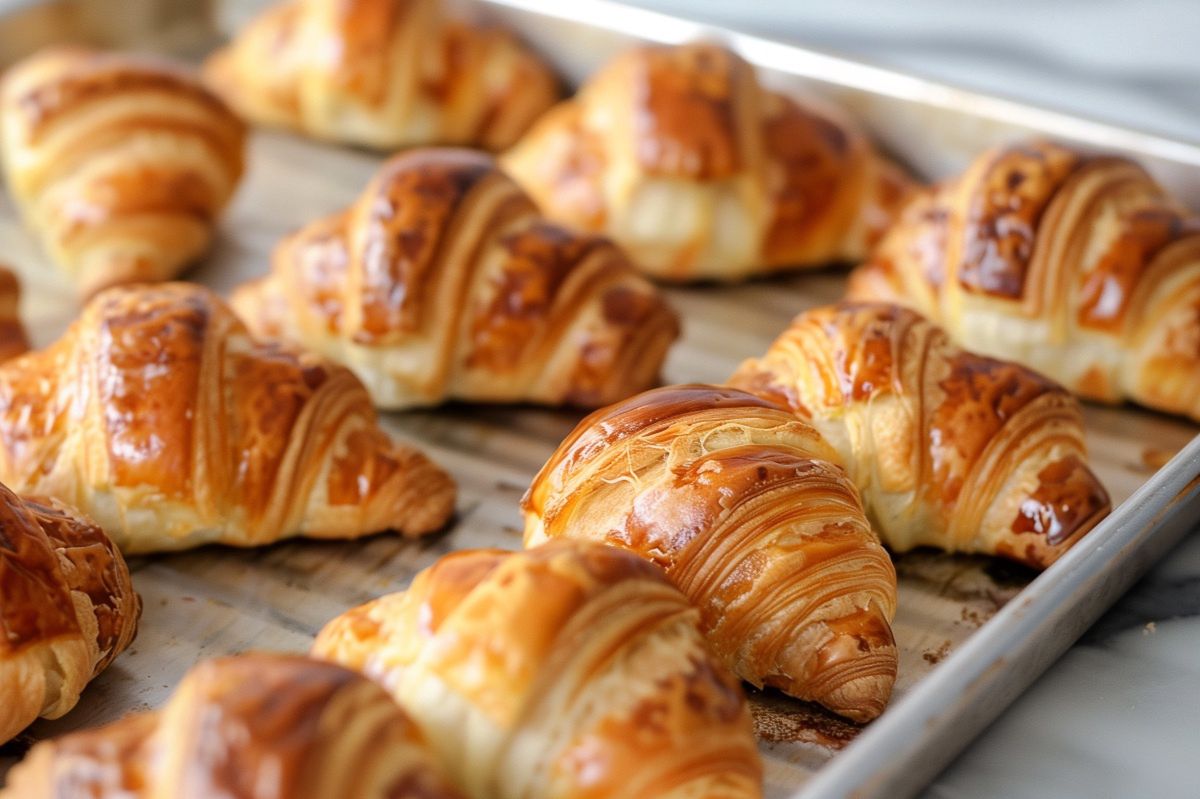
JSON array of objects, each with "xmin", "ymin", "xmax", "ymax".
[
  {"xmin": 204, "ymin": 0, "xmax": 558, "ymax": 151},
  {"xmin": 0, "ymin": 265, "xmax": 30, "ymax": 362},
  {"xmin": 730, "ymin": 302, "xmax": 1111, "ymax": 569},
  {"xmin": 0, "ymin": 653, "xmax": 466, "ymax": 799},
  {"xmin": 0, "ymin": 484, "xmax": 140, "ymax": 744},
  {"xmin": 502, "ymin": 42, "xmax": 913, "ymax": 282},
  {"xmin": 313, "ymin": 539, "xmax": 763, "ymax": 799},
  {"xmin": 232, "ymin": 147, "xmax": 679, "ymax": 410},
  {"xmin": 522, "ymin": 384, "xmax": 898, "ymax": 722},
  {"xmin": 0, "ymin": 282, "xmax": 455, "ymax": 553},
  {"xmin": 849, "ymin": 138, "xmax": 1200, "ymax": 421},
  {"xmin": 1, "ymin": 47, "xmax": 246, "ymax": 296}
]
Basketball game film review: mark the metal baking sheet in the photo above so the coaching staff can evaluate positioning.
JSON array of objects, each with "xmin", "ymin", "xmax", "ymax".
[{"xmin": 1, "ymin": 1, "xmax": 1198, "ymax": 797}]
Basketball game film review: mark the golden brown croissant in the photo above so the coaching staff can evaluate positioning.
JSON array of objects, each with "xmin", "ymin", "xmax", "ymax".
[
  {"xmin": 501, "ymin": 43, "xmax": 912, "ymax": 282},
  {"xmin": 0, "ymin": 47, "xmax": 246, "ymax": 296},
  {"xmin": 231, "ymin": 148, "xmax": 679, "ymax": 410},
  {"xmin": 730, "ymin": 302, "xmax": 1111, "ymax": 569},
  {"xmin": 0, "ymin": 264, "xmax": 30, "ymax": 361},
  {"xmin": 0, "ymin": 653, "xmax": 466, "ymax": 799},
  {"xmin": 313, "ymin": 540, "xmax": 763, "ymax": 799},
  {"xmin": 521, "ymin": 385, "xmax": 898, "ymax": 722},
  {"xmin": 0, "ymin": 484, "xmax": 139, "ymax": 745},
  {"xmin": 849, "ymin": 139, "xmax": 1200, "ymax": 420},
  {"xmin": 0, "ymin": 282, "xmax": 455, "ymax": 554},
  {"xmin": 204, "ymin": 0, "xmax": 558, "ymax": 151}
]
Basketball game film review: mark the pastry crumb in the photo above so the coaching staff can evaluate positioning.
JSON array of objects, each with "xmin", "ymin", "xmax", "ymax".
[{"xmin": 1143, "ymin": 621, "xmax": 1157, "ymax": 635}]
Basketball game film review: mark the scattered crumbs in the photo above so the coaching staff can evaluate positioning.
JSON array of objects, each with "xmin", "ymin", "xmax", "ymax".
[
  {"xmin": 747, "ymin": 689, "xmax": 862, "ymax": 749},
  {"xmin": 1143, "ymin": 621, "xmax": 1157, "ymax": 636},
  {"xmin": 1140, "ymin": 448, "xmax": 1175, "ymax": 472},
  {"xmin": 923, "ymin": 640, "xmax": 952, "ymax": 665},
  {"xmin": 959, "ymin": 606, "xmax": 987, "ymax": 628}
]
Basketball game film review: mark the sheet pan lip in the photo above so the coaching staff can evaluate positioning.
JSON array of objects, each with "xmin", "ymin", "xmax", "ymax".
[{"xmin": 479, "ymin": 0, "xmax": 1200, "ymax": 163}]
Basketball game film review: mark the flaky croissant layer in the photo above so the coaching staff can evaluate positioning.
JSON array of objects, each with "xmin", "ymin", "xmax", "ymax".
[
  {"xmin": 522, "ymin": 385, "xmax": 898, "ymax": 723},
  {"xmin": 0, "ymin": 282, "xmax": 455, "ymax": 553},
  {"xmin": 314, "ymin": 540, "xmax": 764, "ymax": 799}
]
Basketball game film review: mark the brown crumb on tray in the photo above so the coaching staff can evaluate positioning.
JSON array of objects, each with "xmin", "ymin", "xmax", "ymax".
[
  {"xmin": 747, "ymin": 690, "xmax": 863, "ymax": 749},
  {"xmin": 1140, "ymin": 448, "xmax": 1175, "ymax": 472},
  {"xmin": 923, "ymin": 640, "xmax": 953, "ymax": 665},
  {"xmin": 1143, "ymin": 621, "xmax": 1157, "ymax": 635}
]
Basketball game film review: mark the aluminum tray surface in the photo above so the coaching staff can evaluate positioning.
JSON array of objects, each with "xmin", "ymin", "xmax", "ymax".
[{"xmin": 0, "ymin": 1, "xmax": 1198, "ymax": 797}]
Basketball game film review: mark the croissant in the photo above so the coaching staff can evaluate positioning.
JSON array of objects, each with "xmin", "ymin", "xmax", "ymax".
[
  {"xmin": 0, "ymin": 264, "xmax": 30, "ymax": 361},
  {"xmin": 313, "ymin": 540, "xmax": 763, "ymax": 799},
  {"xmin": 0, "ymin": 653, "xmax": 466, "ymax": 799},
  {"xmin": 521, "ymin": 385, "xmax": 898, "ymax": 722},
  {"xmin": 848, "ymin": 139, "xmax": 1200, "ymax": 420},
  {"xmin": 1, "ymin": 484, "xmax": 139, "ymax": 745},
  {"xmin": 730, "ymin": 303, "xmax": 1111, "ymax": 568},
  {"xmin": 0, "ymin": 47, "xmax": 246, "ymax": 296},
  {"xmin": 500, "ymin": 42, "xmax": 912, "ymax": 282},
  {"xmin": 231, "ymin": 148, "xmax": 679, "ymax": 410},
  {"xmin": 0, "ymin": 282, "xmax": 455, "ymax": 554},
  {"xmin": 204, "ymin": 0, "xmax": 558, "ymax": 151}
]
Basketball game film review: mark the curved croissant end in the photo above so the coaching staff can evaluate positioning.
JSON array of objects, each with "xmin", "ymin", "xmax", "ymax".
[
  {"xmin": 0, "ymin": 47, "xmax": 245, "ymax": 296},
  {"xmin": 849, "ymin": 139, "xmax": 1200, "ymax": 421},
  {"xmin": 0, "ymin": 283, "xmax": 455, "ymax": 553},
  {"xmin": 520, "ymin": 385, "xmax": 898, "ymax": 722},
  {"xmin": 0, "ymin": 653, "xmax": 465, "ymax": 799},
  {"xmin": 501, "ymin": 43, "xmax": 912, "ymax": 282},
  {"xmin": 313, "ymin": 540, "xmax": 763, "ymax": 799},
  {"xmin": 0, "ymin": 484, "xmax": 140, "ymax": 744},
  {"xmin": 730, "ymin": 302, "xmax": 1111, "ymax": 569},
  {"xmin": 204, "ymin": 0, "xmax": 558, "ymax": 151},
  {"xmin": 0, "ymin": 265, "xmax": 30, "ymax": 361},
  {"xmin": 231, "ymin": 148, "xmax": 679, "ymax": 410}
]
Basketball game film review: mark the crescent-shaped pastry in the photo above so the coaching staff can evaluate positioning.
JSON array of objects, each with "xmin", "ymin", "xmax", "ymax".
[
  {"xmin": 313, "ymin": 540, "xmax": 763, "ymax": 799},
  {"xmin": 1, "ymin": 484, "xmax": 139, "ymax": 744},
  {"xmin": 0, "ymin": 264, "xmax": 30, "ymax": 361},
  {"xmin": 730, "ymin": 302, "xmax": 1111, "ymax": 568},
  {"xmin": 231, "ymin": 148, "xmax": 679, "ymax": 410},
  {"xmin": 848, "ymin": 139, "xmax": 1200, "ymax": 420},
  {"xmin": 1, "ymin": 47, "xmax": 246, "ymax": 296},
  {"xmin": 501, "ymin": 42, "xmax": 912, "ymax": 281},
  {"xmin": 204, "ymin": 0, "xmax": 558, "ymax": 151},
  {"xmin": 0, "ymin": 282, "xmax": 455, "ymax": 553},
  {"xmin": 521, "ymin": 385, "xmax": 898, "ymax": 722},
  {"xmin": 0, "ymin": 653, "xmax": 465, "ymax": 799}
]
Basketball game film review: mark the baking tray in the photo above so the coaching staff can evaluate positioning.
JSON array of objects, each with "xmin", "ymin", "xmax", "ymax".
[{"xmin": 1, "ymin": 1, "xmax": 1198, "ymax": 797}]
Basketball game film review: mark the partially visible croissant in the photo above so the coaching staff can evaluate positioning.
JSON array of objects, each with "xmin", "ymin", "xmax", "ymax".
[
  {"xmin": 204, "ymin": 0, "xmax": 558, "ymax": 151},
  {"xmin": 0, "ymin": 653, "xmax": 466, "ymax": 799},
  {"xmin": 1, "ymin": 47, "xmax": 245, "ymax": 296},
  {"xmin": 0, "ymin": 282, "xmax": 455, "ymax": 553},
  {"xmin": 730, "ymin": 303, "xmax": 1111, "ymax": 569},
  {"xmin": 0, "ymin": 264, "xmax": 30, "ymax": 361},
  {"xmin": 232, "ymin": 148, "xmax": 679, "ymax": 410},
  {"xmin": 522, "ymin": 385, "xmax": 898, "ymax": 722},
  {"xmin": 313, "ymin": 540, "xmax": 763, "ymax": 799},
  {"xmin": 0, "ymin": 484, "xmax": 139, "ymax": 745},
  {"xmin": 849, "ymin": 139, "xmax": 1200, "ymax": 421},
  {"xmin": 501, "ymin": 43, "xmax": 912, "ymax": 282}
]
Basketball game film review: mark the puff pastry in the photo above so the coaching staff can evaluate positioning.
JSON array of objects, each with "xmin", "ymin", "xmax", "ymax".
[
  {"xmin": 0, "ymin": 282, "xmax": 455, "ymax": 553},
  {"xmin": 204, "ymin": 0, "xmax": 558, "ymax": 151},
  {"xmin": 0, "ymin": 484, "xmax": 139, "ymax": 744},
  {"xmin": 313, "ymin": 540, "xmax": 763, "ymax": 799},
  {"xmin": 522, "ymin": 385, "xmax": 898, "ymax": 722},
  {"xmin": 232, "ymin": 148, "xmax": 679, "ymax": 410},
  {"xmin": 731, "ymin": 302, "xmax": 1111, "ymax": 568},
  {"xmin": 1, "ymin": 47, "xmax": 245, "ymax": 296},
  {"xmin": 0, "ymin": 653, "xmax": 465, "ymax": 799},
  {"xmin": 501, "ymin": 43, "xmax": 911, "ymax": 281},
  {"xmin": 0, "ymin": 264, "xmax": 30, "ymax": 361},
  {"xmin": 849, "ymin": 139, "xmax": 1200, "ymax": 420}
]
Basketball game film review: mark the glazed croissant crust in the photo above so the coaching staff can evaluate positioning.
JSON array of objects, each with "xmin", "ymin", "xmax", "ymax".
[
  {"xmin": 313, "ymin": 540, "xmax": 763, "ymax": 799},
  {"xmin": 502, "ymin": 43, "xmax": 911, "ymax": 281},
  {"xmin": 730, "ymin": 303, "xmax": 1111, "ymax": 568},
  {"xmin": 205, "ymin": 0, "xmax": 558, "ymax": 151},
  {"xmin": 1, "ymin": 47, "xmax": 245, "ymax": 296},
  {"xmin": 232, "ymin": 148, "xmax": 679, "ymax": 410},
  {"xmin": 1, "ymin": 484, "xmax": 139, "ymax": 745},
  {"xmin": 0, "ymin": 282, "xmax": 455, "ymax": 553},
  {"xmin": 849, "ymin": 139, "xmax": 1200, "ymax": 420},
  {"xmin": 0, "ymin": 264, "xmax": 30, "ymax": 361},
  {"xmin": 1, "ymin": 653, "xmax": 465, "ymax": 799},
  {"xmin": 522, "ymin": 385, "xmax": 898, "ymax": 723}
]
